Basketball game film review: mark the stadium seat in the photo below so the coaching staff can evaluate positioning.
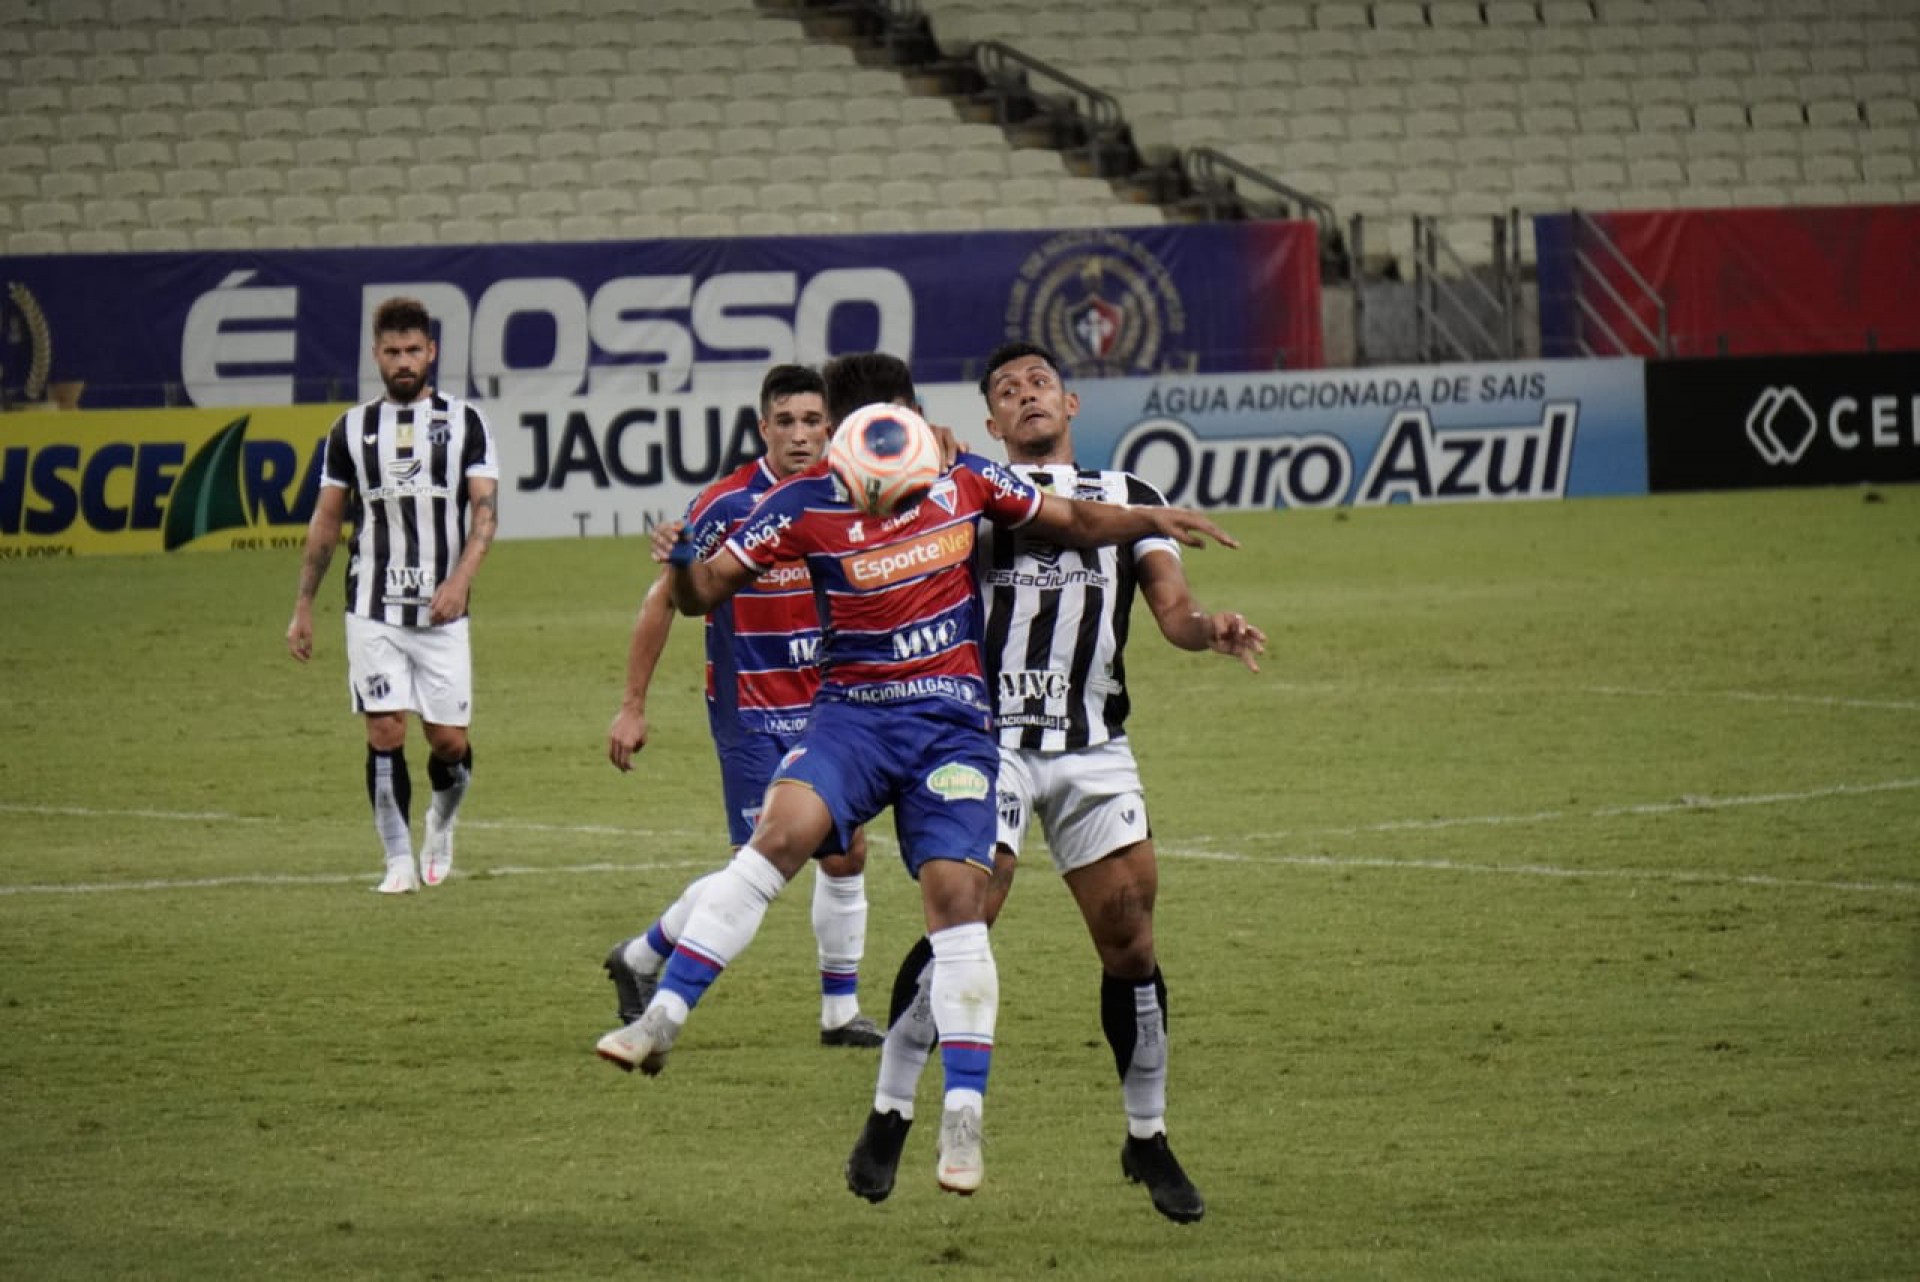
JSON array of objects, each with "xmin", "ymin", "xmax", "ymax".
[
  {"xmin": 271, "ymin": 194, "xmax": 333, "ymax": 228},
  {"xmin": 5, "ymin": 229, "xmax": 64, "ymax": 254},
  {"xmin": 355, "ymin": 138, "xmax": 414, "ymax": 168},
  {"xmin": 224, "ymin": 166, "xmax": 285, "ymax": 199},
  {"xmin": 69, "ymin": 84, "xmax": 128, "ymax": 115},
  {"xmin": 128, "ymin": 227, "xmax": 191, "ymax": 252},
  {"xmin": 515, "ymin": 189, "xmax": 575, "ymax": 222},
  {"xmin": 208, "ymin": 194, "xmax": 273, "ymax": 229},
  {"xmin": 637, "ymin": 184, "xmax": 698, "ymax": 217},
  {"xmin": 616, "ymin": 212, "xmax": 682, "ymax": 241},
  {"xmin": 679, "ymin": 211, "xmax": 739, "ymax": 238},
  {"xmin": 67, "ymin": 228, "xmax": 130, "ymax": 253}
]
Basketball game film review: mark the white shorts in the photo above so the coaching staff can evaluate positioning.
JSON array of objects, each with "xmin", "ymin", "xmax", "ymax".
[
  {"xmin": 995, "ymin": 737, "xmax": 1150, "ymax": 875},
  {"xmin": 344, "ymin": 614, "xmax": 473, "ymax": 726}
]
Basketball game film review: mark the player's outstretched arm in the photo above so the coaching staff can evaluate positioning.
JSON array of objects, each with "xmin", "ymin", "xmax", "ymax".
[
  {"xmin": 608, "ymin": 572, "xmax": 677, "ymax": 772},
  {"xmin": 286, "ymin": 484, "xmax": 347, "ymax": 662},
  {"xmin": 1137, "ymin": 549, "xmax": 1266, "ymax": 674},
  {"xmin": 649, "ymin": 519, "xmax": 758, "ymax": 616},
  {"xmin": 1029, "ymin": 492, "xmax": 1241, "ymax": 552}
]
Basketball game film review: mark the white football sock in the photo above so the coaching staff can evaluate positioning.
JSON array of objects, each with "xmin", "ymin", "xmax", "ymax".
[
  {"xmin": 621, "ymin": 870, "xmax": 720, "ymax": 977},
  {"xmin": 873, "ymin": 955, "xmax": 937, "ymax": 1118},
  {"xmin": 929, "ymin": 921, "xmax": 997, "ymax": 1115},
  {"xmin": 1122, "ymin": 980, "xmax": 1169, "ymax": 1137},
  {"xmin": 813, "ymin": 869, "xmax": 868, "ymax": 1027},
  {"xmin": 370, "ymin": 752, "xmax": 411, "ymax": 864},
  {"xmin": 674, "ymin": 847, "xmax": 789, "ymax": 976}
]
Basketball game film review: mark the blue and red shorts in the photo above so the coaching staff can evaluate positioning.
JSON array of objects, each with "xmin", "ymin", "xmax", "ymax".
[{"xmin": 769, "ymin": 696, "xmax": 998, "ymax": 878}]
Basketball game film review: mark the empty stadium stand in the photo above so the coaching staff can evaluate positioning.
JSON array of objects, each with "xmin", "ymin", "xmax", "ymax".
[
  {"xmin": 909, "ymin": 0, "xmax": 1920, "ymax": 268},
  {"xmin": 2, "ymin": 0, "xmax": 1152, "ymax": 257},
  {"xmin": 0, "ymin": 0, "xmax": 1914, "ymax": 283}
]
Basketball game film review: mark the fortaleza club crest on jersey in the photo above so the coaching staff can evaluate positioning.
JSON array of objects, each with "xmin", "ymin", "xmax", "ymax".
[
  {"xmin": 1003, "ymin": 229, "xmax": 1190, "ymax": 378},
  {"xmin": 925, "ymin": 762, "xmax": 991, "ymax": 802}
]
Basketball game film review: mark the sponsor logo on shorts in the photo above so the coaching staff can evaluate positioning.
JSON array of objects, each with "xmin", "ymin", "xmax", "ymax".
[
  {"xmin": 926, "ymin": 762, "xmax": 990, "ymax": 801},
  {"xmin": 778, "ymin": 746, "xmax": 806, "ymax": 770},
  {"xmin": 843, "ymin": 525, "xmax": 974, "ymax": 587}
]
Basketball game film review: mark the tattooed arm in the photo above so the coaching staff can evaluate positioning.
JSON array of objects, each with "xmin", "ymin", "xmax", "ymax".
[{"xmin": 430, "ymin": 478, "xmax": 498, "ymax": 625}]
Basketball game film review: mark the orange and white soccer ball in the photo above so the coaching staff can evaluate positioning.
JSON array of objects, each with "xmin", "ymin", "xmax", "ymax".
[{"xmin": 828, "ymin": 402, "xmax": 943, "ymax": 516}]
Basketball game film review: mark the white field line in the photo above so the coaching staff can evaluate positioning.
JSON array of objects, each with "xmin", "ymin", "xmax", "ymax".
[
  {"xmin": 3, "ymin": 777, "xmax": 1917, "ymax": 898},
  {"xmin": 1162, "ymin": 849, "xmax": 1920, "ymax": 896},
  {"xmin": 1239, "ymin": 777, "xmax": 1920, "ymax": 841},
  {"xmin": 1255, "ymin": 679, "xmax": 1920, "ymax": 714},
  {"xmin": 1584, "ymin": 685, "xmax": 1920, "ymax": 714}
]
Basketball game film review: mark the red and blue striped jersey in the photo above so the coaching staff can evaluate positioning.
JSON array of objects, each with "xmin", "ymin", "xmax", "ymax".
[
  {"xmin": 723, "ymin": 452, "xmax": 1043, "ymax": 727},
  {"xmin": 681, "ymin": 458, "xmax": 822, "ymax": 748}
]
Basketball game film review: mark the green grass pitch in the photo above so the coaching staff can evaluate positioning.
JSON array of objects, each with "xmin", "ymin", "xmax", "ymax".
[{"xmin": 1, "ymin": 486, "xmax": 1915, "ymax": 1280}]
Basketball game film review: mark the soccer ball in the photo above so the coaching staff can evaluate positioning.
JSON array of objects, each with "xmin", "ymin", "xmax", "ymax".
[{"xmin": 828, "ymin": 402, "xmax": 943, "ymax": 516}]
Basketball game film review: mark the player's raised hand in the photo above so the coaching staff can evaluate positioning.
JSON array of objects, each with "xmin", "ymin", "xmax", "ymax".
[
  {"xmin": 927, "ymin": 420, "xmax": 968, "ymax": 468},
  {"xmin": 1153, "ymin": 507, "xmax": 1241, "ymax": 550}
]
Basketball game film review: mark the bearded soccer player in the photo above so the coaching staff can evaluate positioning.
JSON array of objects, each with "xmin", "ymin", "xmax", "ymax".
[
  {"xmin": 602, "ymin": 363, "xmax": 882, "ymax": 1049},
  {"xmin": 287, "ymin": 296, "xmax": 499, "ymax": 894},
  {"xmin": 593, "ymin": 352, "xmax": 1242, "ymax": 1198}
]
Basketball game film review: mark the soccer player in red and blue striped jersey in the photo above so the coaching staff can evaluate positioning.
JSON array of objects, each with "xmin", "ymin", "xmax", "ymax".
[
  {"xmin": 596, "ymin": 354, "xmax": 1241, "ymax": 1199},
  {"xmin": 604, "ymin": 365, "xmax": 883, "ymax": 1048}
]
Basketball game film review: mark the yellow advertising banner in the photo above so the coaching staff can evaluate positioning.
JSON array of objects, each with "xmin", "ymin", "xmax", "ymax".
[{"xmin": 0, "ymin": 406, "xmax": 346, "ymax": 558}]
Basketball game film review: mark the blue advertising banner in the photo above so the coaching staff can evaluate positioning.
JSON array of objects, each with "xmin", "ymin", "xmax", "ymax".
[
  {"xmin": 0, "ymin": 222, "xmax": 1321, "ymax": 410},
  {"xmin": 919, "ymin": 358, "xmax": 1648, "ymax": 509}
]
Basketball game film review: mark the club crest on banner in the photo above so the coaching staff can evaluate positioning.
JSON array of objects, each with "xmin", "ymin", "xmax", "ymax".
[{"xmin": 1003, "ymin": 229, "xmax": 1189, "ymax": 378}]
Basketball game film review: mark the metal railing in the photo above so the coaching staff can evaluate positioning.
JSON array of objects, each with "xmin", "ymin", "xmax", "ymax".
[
  {"xmin": 1181, "ymin": 146, "xmax": 1338, "ymax": 240},
  {"xmin": 1412, "ymin": 214, "xmax": 1523, "ymax": 363},
  {"xmin": 1569, "ymin": 208, "xmax": 1669, "ymax": 357},
  {"xmin": 968, "ymin": 40, "xmax": 1129, "ymax": 176}
]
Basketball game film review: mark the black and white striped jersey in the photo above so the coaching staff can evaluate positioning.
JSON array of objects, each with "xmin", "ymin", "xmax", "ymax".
[
  {"xmin": 320, "ymin": 392, "xmax": 499, "ymax": 627},
  {"xmin": 979, "ymin": 464, "xmax": 1181, "ymax": 752}
]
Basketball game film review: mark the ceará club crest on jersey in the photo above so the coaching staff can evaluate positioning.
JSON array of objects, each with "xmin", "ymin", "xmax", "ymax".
[{"xmin": 1002, "ymin": 229, "xmax": 1190, "ymax": 378}]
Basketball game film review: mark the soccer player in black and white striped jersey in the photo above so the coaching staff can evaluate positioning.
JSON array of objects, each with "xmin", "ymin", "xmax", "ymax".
[
  {"xmin": 846, "ymin": 343, "xmax": 1264, "ymax": 1223},
  {"xmin": 287, "ymin": 297, "xmax": 500, "ymax": 895}
]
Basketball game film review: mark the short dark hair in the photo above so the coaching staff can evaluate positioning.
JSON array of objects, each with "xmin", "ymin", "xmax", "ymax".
[
  {"xmin": 977, "ymin": 341, "xmax": 1063, "ymax": 399},
  {"xmin": 758, "ymin": 363, "xmax": 825, "ymax": 416},
  {"xmin": 822, "ymin": 352, "xmax": 917, "ymax": 425},
  {"xmin": 373, "ymin": 296, "xmax": 432, "ymax": 338}
]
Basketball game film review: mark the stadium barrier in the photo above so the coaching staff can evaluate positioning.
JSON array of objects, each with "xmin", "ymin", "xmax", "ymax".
[
  {"xmin": 3, "ymin": 355, "xmax": 1656, "ymax": 557},
  {"xmin": 0, "ymin": 221, "xmax": 1322, "ymax": 411},
  {"xmin": 1647, "ymin": 351, "xmax": 1920, "ymax": 493},
  {"xmin": 1535, "ymin": 205, "xmax": 1920, "ymax": 360}
]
